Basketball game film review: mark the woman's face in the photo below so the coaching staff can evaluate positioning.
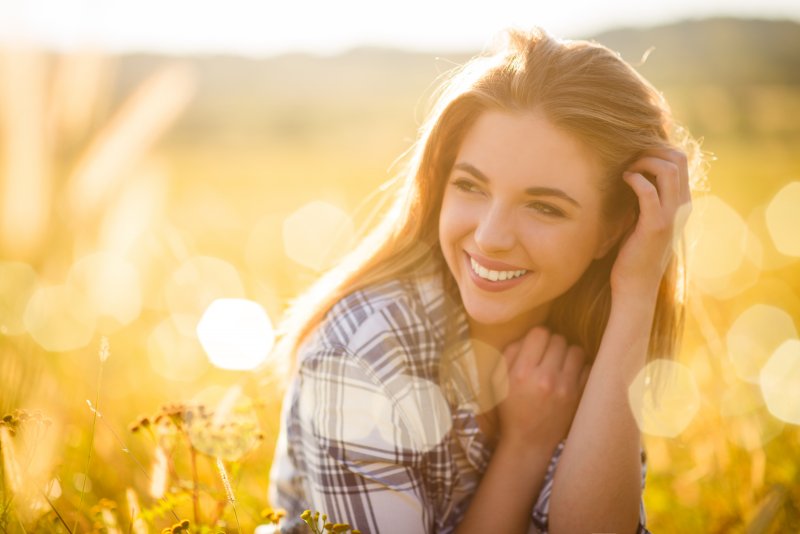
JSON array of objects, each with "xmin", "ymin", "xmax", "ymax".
[{"xmin": 438, "ymin": 110, "xmax": 617, "ymax": 341}]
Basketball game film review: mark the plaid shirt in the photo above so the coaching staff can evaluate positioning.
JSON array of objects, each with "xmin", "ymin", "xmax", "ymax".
[{"xmin": 269, "ymin": 269, "xmax": 650, "ymax": 533}]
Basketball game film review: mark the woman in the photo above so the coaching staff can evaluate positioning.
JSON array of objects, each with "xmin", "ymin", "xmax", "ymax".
[{"xmin": 268, "ymin": 27, "xmax": 705, "ymax": 533}]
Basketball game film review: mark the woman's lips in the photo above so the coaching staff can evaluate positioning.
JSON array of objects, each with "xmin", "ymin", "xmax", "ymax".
[
  {"xmin": 467, "ymin": 251, "xmax": 526, "ymax": 271},
  {"xmin": 463, "ymin": 251, "xmax": 531, "ymax": 292}
]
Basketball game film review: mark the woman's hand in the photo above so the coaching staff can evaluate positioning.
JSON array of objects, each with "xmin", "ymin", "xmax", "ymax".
[
  {"xmin": 491, "ymin": 327, "xmax": 590, "ymax": 454},
  {"xmin": 611, "ymin": 148, "xmax": 692, "ymax": 300}
]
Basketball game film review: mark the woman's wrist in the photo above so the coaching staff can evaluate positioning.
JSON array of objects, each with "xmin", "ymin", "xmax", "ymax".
[
  {"xmin": 494, "ymin": 434, "xmax": 558, "ymax": 483},
  {"xmin": 610, "ymin": 287, "xmax": 659, "ymax": 317}
]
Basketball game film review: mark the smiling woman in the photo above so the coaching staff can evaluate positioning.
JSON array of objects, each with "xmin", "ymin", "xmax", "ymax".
[
  {"xmin": 439, "ymin": 110, "xmax": 623, "ymax": 350},
  {"xmin": 268, "ymin": 27, "xmax": 707, "ymax": 533}
]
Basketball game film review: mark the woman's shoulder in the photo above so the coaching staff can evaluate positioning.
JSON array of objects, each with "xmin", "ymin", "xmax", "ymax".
[{"xmin": 300, "ymin": 270, "xmax": 452, "ymax": 372}]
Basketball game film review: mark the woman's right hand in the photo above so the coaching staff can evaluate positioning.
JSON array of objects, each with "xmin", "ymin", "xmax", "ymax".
[{"xmin": 491, "ymin": 326, "xmax": 590, "ymax": 453}]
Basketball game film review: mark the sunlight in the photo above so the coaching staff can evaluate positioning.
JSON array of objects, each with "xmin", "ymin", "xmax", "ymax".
[
  {"xmin": 747, "ymin": 205, "xmax": 798, "ymax": 270},
  {"xmin": 147, "ymin": 318, "xmax": 209, "ymax": 381},
  {"xmin": 23, "ymin": 284, "xmax": 95, "ymax": 352},
  {"xmin": 282, "ymin": 200, "xmax": 355, "ymax": 272},
  {"xmin": 766, "ymin": 181, "xmax": 800, "ymax": 257},
  {"xmin": 0, "ymin": 261, "xmax": 37, "ymax": 336},
  {"xmin": 726, "ymin": 304, "xmax": 797, "ymax": 383},
  {"xmin": 0, "ymin": 47, "xmax": 49, "ymax": 260},
  {"xmin": 393, "ymin": 378, "xmax": 452, "ymax": 453},
  {"xmin": 98, "ymin": 159, "xmax": 169, "ymax": 255},
  {"xmin": 165, "ymin": 256, "xmax": 246, "ymax": 335},
  {"xmin": 196, "ymin": 298, "xmax": 275, "ymax": 371},
  {"xmin": 0, "ymin": 12, "xmax": 799, "ymax": 530},
  {"xmin": 300, "ymin": 375, "xmax": 394, "ymax": 445},
  {"xmin": 690, "ymin": 225, "xmax": 762, "ymax": 299},
  {"xmin": 68, "ymin": 252, "xmax": 142, "ymax": 334},
  {"xmin": 685, "ymin": 195, "xmax": 749, "ymax": 294},
  {"xmin": 64, "ymin": 64, "xmax": 193, "ymax": 225},
  {"xmin": 759, "ymin": 339, "xmax": 800, "ymax": 425},
  {"xmin": 628, "ymin": 359, "xmax": 700, "ymax": 438},
  {"xmin": 300, "ymin": 372, "xmax": 452, "ymax": 453}
]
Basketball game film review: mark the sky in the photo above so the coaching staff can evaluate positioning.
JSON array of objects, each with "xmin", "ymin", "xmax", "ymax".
[{"xmin": 1, "ymin": 0, "xmax": 799, "ymax": 56}]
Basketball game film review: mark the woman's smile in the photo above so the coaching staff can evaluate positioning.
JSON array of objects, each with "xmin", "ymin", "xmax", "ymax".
[
  {"xmin": 438, "ymin": 110, "xmax": 618, "ymax": 342},
  {"xmin": 464, "ymin": 251, "xmax": 532, "ymax": 292}
]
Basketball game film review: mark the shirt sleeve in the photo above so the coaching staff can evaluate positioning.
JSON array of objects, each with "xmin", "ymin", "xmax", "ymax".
[
  {"xmin": 290, "ymin": 344, "xmax": 436, "ymax": 534},
  {"xmin": 530, "ymin": 443, "xmax": 651, "ymax": 533}
]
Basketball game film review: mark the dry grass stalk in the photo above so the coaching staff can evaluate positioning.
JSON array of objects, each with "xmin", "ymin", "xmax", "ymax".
[
  {"xmin": 0, "ymin": 46, "xmax": 50, "ymax": 259},
  {"xmin": 149, "ymin": 446, "xmax": 168, "ymax": 499},
  {"xmin": 65, "ymin": 64, "xmax": 194, "ymax": 227},
  {"xmin": 126, "ymin": 487, "xmax": 149, "ymax": 534},
  {"xmin": 0, "ymin": 426, "xmax": 21, "ymax": 496}
]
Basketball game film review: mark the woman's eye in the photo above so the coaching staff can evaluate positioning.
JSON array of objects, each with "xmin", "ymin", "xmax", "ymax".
[
  {"xmin": 452, "ymin": 179, "xmax": 482, "ymax": 194},
  {"xmin": 528, "ymin": 202, "xmax": 564, "ymax": 217}
]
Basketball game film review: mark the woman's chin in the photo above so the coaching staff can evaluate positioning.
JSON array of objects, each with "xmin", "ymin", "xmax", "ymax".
[{"xmin": 462, "ymin": 303, "xmax": 516, "ymax": 327}]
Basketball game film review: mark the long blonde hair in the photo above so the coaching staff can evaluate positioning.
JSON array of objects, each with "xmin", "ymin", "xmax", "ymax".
[{"xmin": 271, "ymin": 27, "xmax": 707, "ymax": 375}]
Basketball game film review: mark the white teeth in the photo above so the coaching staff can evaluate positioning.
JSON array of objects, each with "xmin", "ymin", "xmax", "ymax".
[{"xmin": 470, "ymin": 257, "xmax": 527, "ymax": 282}]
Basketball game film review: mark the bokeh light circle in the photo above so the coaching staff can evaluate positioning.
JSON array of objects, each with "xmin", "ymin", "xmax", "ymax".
[
  {"xmin": 244, "ymin": 213, "xmax": 285, "ymax": 275},
  {"xmin": 765, "ymin": 181, "xmax": 800, "ymax": 256},
  {"xmin": 196, "ymin": 298, "xmax": 275, "ymax": 371},
  {"xmin": 68, "ymin": 252, "xmax": 142, "ymax": 334},
  {"xmin": 300, "ymin": 373, "xmax": 451, "ymax": 453},
  {"xmin": 282, "ymin": 200, "xmax": 355, "ymax": 271},
  {"xmin": 393, "ymin": 378, "xmax": 452, "ymax": 452},
  {"xmin": 685, "ymin": 195, "xmax": 748, "ymax": 291},
  {"xmin": 726, "ymin": 304, "xmax": 797, "ymax": 383},
  {"xmin": 759, "ymin": 339, "xmax": 800, "ymax": 425},
  {"xmin": 0, "ymin": 261, "xmax": 38, "ymax": 335},
  {"xmin": 23, "ymin": 284, "xmax": 96, "ymax": 352},
  {"xmin": 165, "ymin": 256, "xmax": 245, "ymax": 335},
  {"xmin": 147, "ymin": 318, "xmax": 209, "ymax": 382},
  {"xmin": 692, "ymin": 227, "xmax": 762, "ymax": 299},
  {"xmin": 628, "ymin": 359, "xmax": 700, "ymax": 437},
  {"xmin": 747, "ymin": 205, "xmax": 798, "ymax": 270}
]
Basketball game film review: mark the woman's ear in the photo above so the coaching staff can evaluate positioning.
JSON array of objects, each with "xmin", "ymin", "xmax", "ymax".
[{"xmin": 594, "ymin": 209, "xmax": 637, "ymax": 259}]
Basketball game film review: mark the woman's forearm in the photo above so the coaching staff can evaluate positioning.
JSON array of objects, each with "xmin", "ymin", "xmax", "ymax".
[
  {"xmin": 455, "ymin": 438, "xmax": 554, "ymax": 534},
  {"xmin": 548, "ymin": 295, "xmax": 657, "ymax": 533}
]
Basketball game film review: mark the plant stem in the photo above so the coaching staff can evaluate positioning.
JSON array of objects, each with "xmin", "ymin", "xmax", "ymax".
[
  {"xmin": 73, "ymin": 352, "xmax": 105, "ymax": 533},
  {"xmin": 189, "ymin": 443, "xmax": 200, "ymax": 526},
  {"xmin": 216, "ymin": 458, "xmax": 241, "ymax": 534},
  {"xmin": 41, "ymin": 489, "xmax": 72, "ymax": 534}
]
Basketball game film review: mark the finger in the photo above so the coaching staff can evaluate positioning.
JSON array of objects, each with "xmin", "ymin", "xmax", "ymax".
[
  {"xmin": 622, "ymin": 172, "xmax": 662, "ymax": 224},
  {"xmin": 625, "ymin": 157, "xmax": 680, "ymax": 212},
  {"xmin": 501, "ymin": 340, "xmax": 522, "ymax": 372},
  {"xmin": 578, "ymin": 363, "xmax": 591, "ymax": 392},
  {"xmin": 512, "ymin": 326, "xmax": 550, "ymax": 377},
  {"xmin": 562, "ymin": 345, "xmax": 586, "ymax": 381},
  {"xmin": 631, "ymin": 149, "xmax": 690, "ymax": 206},
  {"xmin": 539, "ymin": 333, "xmax": 568, "ymax": 373},
  {"xmin": 650, "ymin": 148, "xmax": 691, "ymax": 206},
  {"xmin": 492, "ymin": 343, "xmax": 519, "ymax": 403}
]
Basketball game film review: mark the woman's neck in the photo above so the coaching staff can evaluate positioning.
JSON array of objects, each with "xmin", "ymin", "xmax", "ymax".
[{"xmin": 467, "ymin": 305, "xmax": 551, "ymax": 352}]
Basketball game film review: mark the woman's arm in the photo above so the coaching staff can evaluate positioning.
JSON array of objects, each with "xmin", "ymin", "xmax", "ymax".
[
  {"xmin": 548, "ymin": 295, "xmax": 655, "ymax": 533},
  {"xmin": 454, "ymin": 433, "xmax": 556, "ymax": 533},
  {"xmin": 456, "ymin": 328, "xmax": 590, "ymax": 534},
  {"xmin": 548, "ymin": 148, "xmax": 692, "ymax": 533}
]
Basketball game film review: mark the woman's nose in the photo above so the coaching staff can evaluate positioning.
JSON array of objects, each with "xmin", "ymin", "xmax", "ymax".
[{"xmin": 474, "ymin": 204, "xmax": 515, "ymax": 253}]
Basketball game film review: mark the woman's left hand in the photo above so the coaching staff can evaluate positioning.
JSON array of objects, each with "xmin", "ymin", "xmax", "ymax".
[{"xmin": 610, "ymin": 148, "xmax": 692, "ymax": 301}]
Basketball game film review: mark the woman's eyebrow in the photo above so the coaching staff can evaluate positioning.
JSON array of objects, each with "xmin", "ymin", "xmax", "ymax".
[{"xmin": 453, "ymin": 162, "xmax": 582, "ymax": 208}]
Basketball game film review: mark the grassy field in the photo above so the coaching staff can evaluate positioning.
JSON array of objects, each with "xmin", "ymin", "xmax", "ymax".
[{"xmin": 2, "ymin": 17, "xmax": 800, "ymax": 533}]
